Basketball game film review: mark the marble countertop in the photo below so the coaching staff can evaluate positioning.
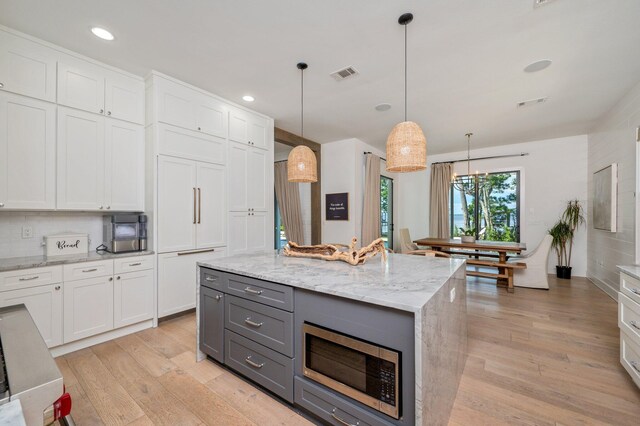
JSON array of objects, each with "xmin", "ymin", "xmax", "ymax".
[
  {"xmin": 618, "ymin": 265, "xmax": 640, "ymax": 280},
  {"xmin": 0, "ymin": 250, "xmax": 155, "ymax": 272},
  {"xmin": 198, "ymin": 251, "xmax": 466, "ymax": 312}
]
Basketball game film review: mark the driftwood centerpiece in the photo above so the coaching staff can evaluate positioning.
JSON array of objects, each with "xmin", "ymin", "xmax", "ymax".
[{"xmin": 283, "ymin": 237, "xmax": 387, "ymax": 266}]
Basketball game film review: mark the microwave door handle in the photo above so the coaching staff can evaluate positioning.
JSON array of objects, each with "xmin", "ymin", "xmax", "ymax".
[{"xmin": 331, "ymin": 409, "xmax": 359, "ymax": 426}]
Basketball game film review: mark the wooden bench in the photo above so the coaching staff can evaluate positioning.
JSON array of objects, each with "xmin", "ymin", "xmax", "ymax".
[{"xmin": 465, "ymin": 259, "xmax": 526, "ymax": 293}]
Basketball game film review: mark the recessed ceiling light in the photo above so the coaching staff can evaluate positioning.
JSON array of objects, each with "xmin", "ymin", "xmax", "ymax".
[
  {"xmin": 91, "ymin": 27, "xmax": 114, "ymax": 41},
  {"xmin": 524, "ymin": 59, "xmax": 552, "ymax": 73},
  {"xmin": 375, "ymin": 103, "xmax": 391, "ymax": 112},
  {"xmin": 242, "ymin": 95, "xmax": 255, "ymax": 102}
]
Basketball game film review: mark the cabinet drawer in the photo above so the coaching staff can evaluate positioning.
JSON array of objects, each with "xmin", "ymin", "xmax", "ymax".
[
  {"xmin": 619, "ymin": 292, "xmax": 640, "ymax": 344},
  {"xmin": 621, "ymin": 331, "xmax": 640, "ymax": 388},
  {"xmin": 63, "ymin": 260, "xmax": 113, "ymax": 281},
  {"xmin": 225, "ymin": 273, "xmax": 293, "ymax": 312},
  {"xmin": 114, "ymin": 255, "xmax": 154, "ymax": 274},
  {"xmin": 294, "ymin": 377, "xmax": 395, "ymax": 426},
  {"xmin": 621, "ymin": 273, "xmax": 640, "ymax": 306},
  {"xmin": 225, "ymin": 331, "xmax": 293, "ymax": 403},
  {"xmin": 200, "ymin": 267, "xmax": 228, "ymax": 291},
  {"xmin": 225, "ymin": 295, "xmax": 293, "ymax": 357},
  {"xmin": 0, "ymin": 266, "xmax": 62, "ymax": 292}
]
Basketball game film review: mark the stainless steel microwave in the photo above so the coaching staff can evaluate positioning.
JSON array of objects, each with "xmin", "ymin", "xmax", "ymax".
[{"xmin": 302, "ymin": 323, "xmax": 400, "ymax": 419}]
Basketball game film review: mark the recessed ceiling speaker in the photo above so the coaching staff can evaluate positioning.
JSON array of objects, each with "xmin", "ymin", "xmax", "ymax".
[{"xmin": 375, "ymin": 103, "xmax": 392, "ymax": 112}]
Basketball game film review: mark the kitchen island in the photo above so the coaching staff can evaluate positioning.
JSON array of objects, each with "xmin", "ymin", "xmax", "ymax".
[{"xmin": 196, "ymin": 252, "xmax": 467, "ymax": 425}]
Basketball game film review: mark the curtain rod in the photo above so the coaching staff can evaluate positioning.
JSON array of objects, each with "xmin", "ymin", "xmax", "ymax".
[
  {"xmin": 431, "ymin": 152, "xmax": 529, "ymax": 165},
  {"xmin": 363, "ymin": 151, "xmax": 387, "ymax": 162},
  {"xmin": 274, "ymin": 159, "xmax": 288, "ymax": 164}
]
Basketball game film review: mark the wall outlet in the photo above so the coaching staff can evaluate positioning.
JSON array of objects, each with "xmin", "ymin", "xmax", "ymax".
[
  {"xmin": 450, "ymin": 287, "xmax": 456, "ymax": 303},
  {"xmin": 22, "ymin": 226, "xmax": 33, "ymax": 239}
]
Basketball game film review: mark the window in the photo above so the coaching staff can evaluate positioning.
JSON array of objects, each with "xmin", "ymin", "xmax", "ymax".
[
  {"xmin": 450, "ymin": 171, "xmax": 520, "ymax": 242},
  {"xmin": 380, "ymin": 176, "xmax": 394, "ymax": 249},
  {"xmin": 274, "ymin": 193, "xmax": 287, "ymax": 249}
]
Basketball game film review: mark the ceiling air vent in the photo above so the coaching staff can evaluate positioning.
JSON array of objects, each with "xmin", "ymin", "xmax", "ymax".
[
  {"xmin": 517, "ymin": 97, "xmax": 548, "ymax": 108},
  {"xmin": 330, "ymin": 66, "xmax": 359, "ymax": 81}
]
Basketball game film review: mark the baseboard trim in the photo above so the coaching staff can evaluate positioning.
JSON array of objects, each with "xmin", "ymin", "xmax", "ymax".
[
  {"xmin": 586, "ymin": 276, "xmax": 618, "ymax": 300},
  {"xmin": 159, "ymin": 308, "xmax": 196, "ymax": 323},
  {"xmin": 50, "ymin": 319, "xmax": 154, "ymax": 357}
]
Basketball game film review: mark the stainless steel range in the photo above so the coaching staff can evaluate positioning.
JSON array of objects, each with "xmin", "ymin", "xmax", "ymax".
[{"xmin": 0, "ymin": 304, "xmax": 73, "ymax": 425}]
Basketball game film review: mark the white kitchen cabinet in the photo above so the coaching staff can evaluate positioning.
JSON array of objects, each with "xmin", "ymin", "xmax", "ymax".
[
  {"xmin": 114, "ymin": 269, "xmax": 154, "ymax": 328},
  {"xmin": 229, "ymin": 108, "xmax": 268, "ymax": 150},
  {"xmin": 228, "ymin": 143, "xmax": 248, "ymax": 211},
  {"xmin": 0, "ymin": 29, "xmax": 58, "ymax": 102},
  {"xmin": 157, "ymin": 155, "xmax": 226, "ymax": 253},
  {"xmin": 248, "ymin": 148, "xmax": 268, "ymax": 211},
  {"xmin": 158, "ymin": 248, "xmax": 226, "ymax": 318},
  {"xmin": 0, "ymin": 283, "xmax": 63, "ymax": 348},
  {"xmin": 228, "ymin": 142, "xmax": 268, "ymax": 212},
  {"xmin": 0, "ymin": 92, "xmax": 56, "ymax": 209},
  {"xmin": 228, "ymin": 212, "xmax": 249, "ymax": 256},
  {"xmin": 228, "ymin": 211, "xmax": 270, "ymax": 255},
  {"xmin": 58, "ymin": 57, "xmax": 144, "ymax": 124},
  {"xmin": 63, "ymin": 275, "xmax": 114, "ymax": 343},
  {"xmin": 57, "ymin": 107, "xmax": 144, "ymax": 211},
  {"xmin": 105, "ymin": 119, "xmax": 145, "ymax": 211},
  {"xmin": 157, "ymin": 123, "xmax": 225, "ymax": 165}
]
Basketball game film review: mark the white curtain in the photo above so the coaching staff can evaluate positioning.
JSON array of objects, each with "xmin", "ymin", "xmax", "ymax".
[
  {"xmin": 274, "ymin": 162, "xmax": 305, "ymax": 244},
  {"xmin": 362, "ymin": 154, "xmax": 381, "ymax": 245},
  {"xmin": 429, "ymin": 162, "xmax": 453, "ymax": 238}
]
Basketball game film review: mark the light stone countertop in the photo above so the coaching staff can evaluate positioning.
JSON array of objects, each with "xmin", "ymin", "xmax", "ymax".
[
  {"xmin": 0, "ymin": 250, "xmax": 155, "ymax": 272},
  {"xmin": 198, "ymin": 251, "xmax": 466, "ymax": 312},
  {"xmin": 618, "ymin": 265, "xmax": 640, "ymax": 280}
]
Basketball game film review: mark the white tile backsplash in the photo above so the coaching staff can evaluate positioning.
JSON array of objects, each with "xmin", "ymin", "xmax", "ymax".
[{"xmin": 0, "ymin": 212, "xmax": 104, "ymax": 259}]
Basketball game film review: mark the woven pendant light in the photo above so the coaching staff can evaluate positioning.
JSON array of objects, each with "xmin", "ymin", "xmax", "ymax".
[
  {"xmin": 288, "ymin": 62, "xmax": 318, "ymax": 183},
  {"xmin": 386, "ymin": 13, "xmax": 427, "ymax": 173}
]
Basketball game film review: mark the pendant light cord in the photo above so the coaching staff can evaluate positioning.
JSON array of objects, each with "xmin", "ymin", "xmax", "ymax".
[
  {"xmin": 301, "ymin": 67, "xmax": 304, "ymax": 138},
  {"xmin": 404, "ymin": 23, "xmax": 407, "ymax": 122}
]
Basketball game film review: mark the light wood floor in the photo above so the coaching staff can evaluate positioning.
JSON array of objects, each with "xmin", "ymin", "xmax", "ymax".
[{"xmin": 56, "ymin": 275, "xmax": 640, "ymax": 426}]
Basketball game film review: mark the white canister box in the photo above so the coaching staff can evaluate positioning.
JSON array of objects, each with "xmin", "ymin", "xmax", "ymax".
[{"xmin": 44, "ymin": 233, "xmax": 89, "ymax": 257}]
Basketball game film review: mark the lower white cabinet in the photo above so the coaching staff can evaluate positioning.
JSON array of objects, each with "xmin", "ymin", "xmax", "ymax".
[
  {"xmin": 228, "ymin": 211, "xmax": 269, "ymax": 256},
  {"xmin": 0, "ymin": 283, "xmax": 63, "ymax": 347},
  {"xmin": 114, "ymin": 269, "xmax": 154, "ymax": 328},
  {"xmin": 158, "ymin": 248, "xmax": 226, "ymax": 318},
  {"xmin": 63, "ymin": 275, "xmax": 114, "ymax": 343}
]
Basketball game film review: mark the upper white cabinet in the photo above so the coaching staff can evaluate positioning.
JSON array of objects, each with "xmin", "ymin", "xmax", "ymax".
[
  {"xmin": 0, "ymin": 30, "xmax": 57, "ymax": 102},
  {"xmin": 155, "ymin": 77, "xmax": 228, "ymax": 138},
  {"xmin": 57, "ymin": 106, "xmax": 144, "ymax": 211},
  {"xmin": 228, "ymin": 143, "xmax": 268, "ymax": 212},
  {"xmin": 229, "ymin": 108, "xmax": 268, "ymax": 150},
  {"xmin": 58, "ymin": 57, "xmax": 144, "ymax": 124},
  {"xmin": 0, "ymin": 92, "xmax": 56, "ymax": 209},
  {"xmin": 157, "ymin": 123, "xmax": 225, "ymax": 165}
]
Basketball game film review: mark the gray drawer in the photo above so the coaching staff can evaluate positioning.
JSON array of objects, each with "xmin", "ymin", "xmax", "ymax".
[
  {"xmin": 200, "ymin": 268, "xmax": 227, "ymax": 291},
  {"xmin": 225, "ymin": 331, "xmax": 294, "ymax": 403},
  {"xmin": 225, "ymin": 273, "xmax": 293, "ymax": 311},
  {"xmin": 225, "ymin": 295, "xmax": 293, "ymax": 357},
  {"xmin": 295, "ymin": 377, "xmax": 395, "ymax": 426}
]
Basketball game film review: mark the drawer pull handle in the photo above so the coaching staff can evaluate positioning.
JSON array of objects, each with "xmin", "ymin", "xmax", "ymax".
[
  {"xmin": 215, "ymin": 295, "xmax": 222, "ymax": 301},
  {"xmin": 244, "ymin": 318, "xmax": 263, "ymax": 328},
  {"xmin": 632, "ymin": 288, "xmax": 640, "ymax": 295},
  {"xmin": 82, "ymin": 268, "xmax": 98, "ymax": 273},
  {"xmin": 19, "ymin": 276, "xmax": 39, "ymax": 281},
  {"xmin": 632, "ymin": 361, "xmax": 640, "ymax": 374},
  {"xmin": 205, "ymin": 276, "xmax": 217, "ymax": 282},
  {"xmin": 244, "ymin": 356, "xmax": 264, "ymax": 369},
  {"xmin": 631, "ymin": 320, "xmax": 640, "ymax": 331},
  {"xmin": 129, "ymin": 262, "xmax": 142, "ymax": 267},
  {"xmin": 177, "ymin": 248, "xmax": 215, "ymax": 256},
  {"xmin": 244, "ymin": 287, "xmax": 263, "ymax": 295},
  {"xmin": 331, "ymin": 409, "xmax": 359, "ymax": 426}
]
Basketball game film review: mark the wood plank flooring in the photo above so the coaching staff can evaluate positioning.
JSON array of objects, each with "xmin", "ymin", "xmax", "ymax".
[{"xmin": 57, "ymin": 275, "xmax": 640, "ymax": 425}]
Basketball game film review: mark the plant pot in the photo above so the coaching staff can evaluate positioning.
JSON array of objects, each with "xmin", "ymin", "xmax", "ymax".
[
  {"xmin": 461, "ymin": 236, "xmax": 476, "ymax": 243},
  {"xmin": 556, "ymin": 266, "xmax": 572, "ymax": 279}
]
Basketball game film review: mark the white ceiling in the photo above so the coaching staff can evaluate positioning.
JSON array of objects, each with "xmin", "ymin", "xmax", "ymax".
[{"xmin": 2, "ymin": 0, "xmax": 640, "ymax": 154}]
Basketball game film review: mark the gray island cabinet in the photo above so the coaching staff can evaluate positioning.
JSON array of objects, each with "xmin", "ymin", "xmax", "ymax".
[{"xmin": 196, "ymin": 252, "xmax": 467, "ymax": 426}]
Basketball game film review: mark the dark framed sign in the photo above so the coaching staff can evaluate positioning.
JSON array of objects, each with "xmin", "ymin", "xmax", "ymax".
[{"xmin": 326, "ymin": 192, "xmax": 349, "ymax": 221}]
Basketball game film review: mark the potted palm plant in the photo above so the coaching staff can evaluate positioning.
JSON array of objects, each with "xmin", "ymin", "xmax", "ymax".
[
  {"xmin": 459, "ymin": 227, "xmax": 476, "ymax": 243},
  {"xmin": 549, "ymin": 200, "xmax": 585, "ymax": 279}
]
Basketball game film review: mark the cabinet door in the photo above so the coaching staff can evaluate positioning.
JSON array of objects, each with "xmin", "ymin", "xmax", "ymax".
[
  {"xmin": 156, "ymin": 78, "xmax": 196, "ymax": 130},
  {"xmin": 57, "ymin": 107, "xmax": 105, "ymax": 210},
  {"xmin": 196, "ymin": 162, "xmax": 226, "ymax": 248},
  {"xmin": 104, "ymin": 119, "xmax": 144, "ymax": 211},
  {"xmin": 157, "ymin": 123, "xmax": 225, "ymax": 165},
  {"xmin": 0, "ymin": 283, "xmax": 62, "ymax": 348},
  {"xmin": 104, "ymin": 72, "xmax": 144, "ymax": 124},
  {"xmin": 248, "ymin": 211, "xmax": 269, "ymax": 252},
  {"xmin": 248, "ymin": 115, "xmax": 269, "ymax": 150},
  {"xmin": 200, "ymin": 286, "xmax": 224, "ymax": 363},
  {"xmin": 114, "ymin": 269, "xmax": 153, "ymax": 328},
  {"xmin": 195, "ymin": 94, "xmax": 228, "ymax": 138},
  {"xmin": 229, "ymin": 108, "xmax": 249, "ymax": 144},
  {"xmin": 0, "ymin": 30, "xmax": 57, "ymax": 102},
  {"xmin": 57, "ymin": 60, "xmax": 105, "ymax": 115},
  {"xmin": 157, "ymin": 156, "xmax": 197, "ymax": 252},
  {"xmin": 247, "ymin": 148, "xmax": 268, "ymax": 211},
  {"xmin": 228, "ymin": 143, "xmax": 248, "ymax": 211},
  {"xmin": 228, "ymin": 212, "xmax": 249, "ymax": 255},
  {"xmin": 0, "ymin": 92, "xmax": 56, "ymax": 209},
  {"xmin": 63, "ymin": 276, "xmax": 114, "ymax": 343}
]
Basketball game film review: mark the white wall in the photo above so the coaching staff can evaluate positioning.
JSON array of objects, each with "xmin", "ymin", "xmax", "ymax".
[
  {"xmin": 0, "ymin": 212, "xmax": 104, "ymax": 258},
  {"xmin": 587, "ymin": 81, "xmax": 640, "ymax": 298},
  {"xmin": 398, "ymin": 135, "xmax": 589, "ymax": 277}
]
